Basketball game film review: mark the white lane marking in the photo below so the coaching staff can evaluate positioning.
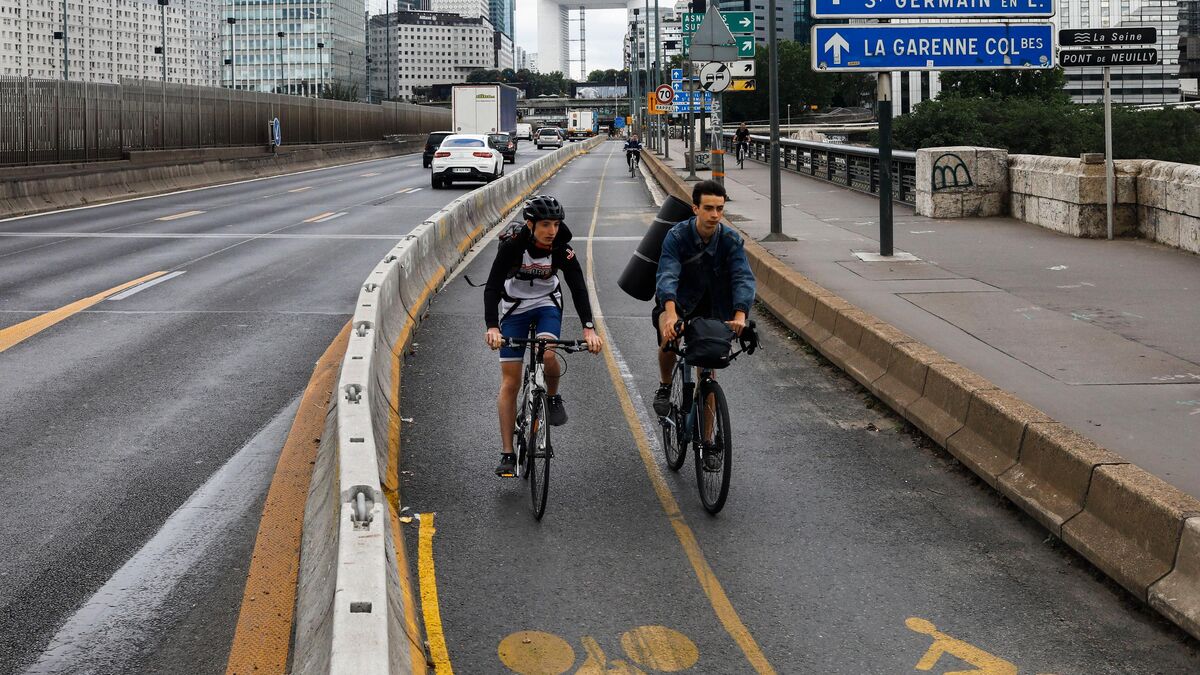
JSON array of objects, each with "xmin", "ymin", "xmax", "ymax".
[
  {"xmin": 106, "ymin": 271, "xmax": 187, "ymax": 301},
  {"xmin": 407, "ymin": 187, "xmax": 423, "ymax": 193},
  {"xmin": 0, "ymin": 232, "xmax": 399, "ymax": 240},
  {"xmin": 314, "ymin": 211, "xmax": 347, "ymax": 223},
  {"xmin": 287, "ymin": 186, "xmax": 313, "ymax": 193},
  {"xmin": 0, "ymin": 154, "xmax": 413, "ymax": 225},
  {"xmin": 155, "ymin": 210, "xmax": 205, "ymax": 221},
  {"xmin": 24, "ymin": 396, "xmax": 302, "ymax": 675},
  {"xmin": 360, "ymin": 172, "xmax": 381, "ymax": 177}
]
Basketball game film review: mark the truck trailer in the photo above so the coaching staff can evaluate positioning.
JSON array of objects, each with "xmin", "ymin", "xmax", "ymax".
[
  {"xmin": 567, "ymin": 110, "xmax": 595, "ymax": 140},
  {"xmin": 451, "ymin": 84, "xmax": 518, "ymax": 136}
]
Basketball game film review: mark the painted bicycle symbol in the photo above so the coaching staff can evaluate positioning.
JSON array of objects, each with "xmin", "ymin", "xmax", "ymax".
[{"xmin": 498, "ymin": 625, "xmax": 698, "ymax": 675}]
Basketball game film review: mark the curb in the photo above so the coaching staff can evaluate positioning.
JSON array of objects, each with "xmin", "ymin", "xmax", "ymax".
[
  {"xmin": 640, "ymin": 147, "xmax": 1200, "ymax": 643},
  {"xmin": 292, "ymin": 137, "xmax": 605, "ymax": 674}
]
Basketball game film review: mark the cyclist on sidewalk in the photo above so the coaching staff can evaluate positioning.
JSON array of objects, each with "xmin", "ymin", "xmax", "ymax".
[
  {"xmin": 651, "ymin": 180, "xmax": 756, "ymax": 430},
  {"xmin": 734, "ymin": 123, "xmax": 750, "ymax": 164},
  {"xmin": 625, "ymin": 133, "xmax": 643, "ymax": 170},
  {"xmin": 484, "ymin": 195, "xmax": 603, "ymax": 477}
]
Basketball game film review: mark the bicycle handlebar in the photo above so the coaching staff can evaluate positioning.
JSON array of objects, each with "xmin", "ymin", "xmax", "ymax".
[
  {"xmin": 502, "ymin": 337, "xmax": 590, "ymax": 353},
  {"xmin": 661, "ymin": 319, "xmax": 758, "ymax": 359}
]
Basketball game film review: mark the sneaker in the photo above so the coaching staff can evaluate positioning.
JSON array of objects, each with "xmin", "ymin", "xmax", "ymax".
[
  {"xmin": 701, "ymin": 443, "xmax": 724, "ymax": 473},
  {"xmin": 494, "ymin": 453, "xmax": 517, "ymax": 477},
  {"xmin": 546, "ymin": 395, "xmax": 568, "ymax": 426},
  {"xmin": 653, "ymin": 384, "xmax": 673, "ymax": 417}
]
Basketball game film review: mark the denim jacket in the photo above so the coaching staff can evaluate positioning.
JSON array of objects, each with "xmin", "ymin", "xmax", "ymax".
[{"xmin": 655, "ymin": 217, "xmax": 756, "ymax": 318}]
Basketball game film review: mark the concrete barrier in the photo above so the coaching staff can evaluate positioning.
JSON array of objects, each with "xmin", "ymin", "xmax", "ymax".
[
  {"xmin": 0, "ymin": 139, "xmax": 423, "ymax": 220},
  {"xmin": 292, "ymin": 136, "xmax": 603, "ymax": 674},
  {"xmin": 638, "ymin": 146, "xmax": 1200, "ymax": 643}
]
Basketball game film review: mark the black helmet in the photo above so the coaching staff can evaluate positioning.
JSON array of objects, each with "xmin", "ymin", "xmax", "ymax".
[{"xmin": 523, "ymin": 195, "xmax": 564, "ymax": 223}]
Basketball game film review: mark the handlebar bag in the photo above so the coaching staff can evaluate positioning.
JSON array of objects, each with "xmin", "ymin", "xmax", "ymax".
[{"xmin": 683, "ymin": 318, "xmax": 736, "ymax": 369}]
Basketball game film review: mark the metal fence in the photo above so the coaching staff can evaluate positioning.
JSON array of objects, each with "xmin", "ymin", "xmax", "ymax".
[
  {"xmin": 722, "ymin": 132, "xmax": 918, "ymax": 206},
  {"xmin": 0, "ymin": 76, "xmax": 450, "ymax": 167}
]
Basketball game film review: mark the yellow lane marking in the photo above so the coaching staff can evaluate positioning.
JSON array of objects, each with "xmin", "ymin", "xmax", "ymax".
[
  {"xmin": 0, "ymin": 271, "xmax": 167, "ymax": 354},
  {"xmin": 384, "ymin": 268, "xmax": 445, "ymax": 673},
  {"xmin": 302, "ymin": 211, "xmax": 335, "ymax": 223},
  {"xmin": 583, "ymin": 146, "xmax": 776, "ymax": 674},
  {"xmin": 225, "ymin": 321, "xmax": 351, "ymax": 675},
  {"xmin": 287, "ymin": 186, "xmax": 313, "ymax": 193},
  {"xmin": 906, "ymin": 617, "xmax": 1035, "ymax": 675},
  {"xmin": 419, "ymin": 513, "xmax": 454, "ymax": 674},
  {"xmin": 155, "ymin": 210, "xmax": 205, "ymax": 221}
]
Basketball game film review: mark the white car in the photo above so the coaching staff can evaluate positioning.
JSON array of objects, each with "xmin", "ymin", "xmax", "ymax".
[{"xmin": 430, "ymin": 133, "xmax": 503, "ymax": 189}]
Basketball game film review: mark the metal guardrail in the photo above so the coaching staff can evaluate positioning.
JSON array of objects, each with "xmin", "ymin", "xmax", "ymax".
[
  {"xmin": 0, "ymin": 76, "xmax": 450, "ymax": 167},
  {"xmin": 721, "ymin": 132, "xmax": 918, "ymax": 206}
]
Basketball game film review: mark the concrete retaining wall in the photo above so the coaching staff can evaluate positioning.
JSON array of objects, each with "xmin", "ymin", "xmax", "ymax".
[
  {"xmin": 0, "ymin": 138, "xmax": 424, "ymax": 220},
  {"xmin": 1008, "ymin": 154, "xmax": 1141, "ymax": 237},
  {"xmin": 292, "ymin": 136, "xmax": 603, "ymax": 674},
  {"xmin": 641, "ymin": 147, "xmax": 1200, "ymax": 643}
]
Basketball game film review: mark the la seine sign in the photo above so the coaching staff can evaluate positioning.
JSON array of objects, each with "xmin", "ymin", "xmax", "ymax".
[
  {"xmin": 811, "ymin": 0, "xmax": 1053, "ymax": 18},
  {"xmin": 811, "ymin": 23, "xmax": 1055, "ymax": 72}
]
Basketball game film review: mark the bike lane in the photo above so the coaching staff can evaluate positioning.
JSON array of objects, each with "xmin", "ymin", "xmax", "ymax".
[{"xmin": 399, "ymin": 141, "xmax": 1199, "ymax": 674}]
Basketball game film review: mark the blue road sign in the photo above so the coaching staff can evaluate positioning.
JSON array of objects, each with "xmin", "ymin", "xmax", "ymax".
[
  {"xmin": 671, "ymin": 68, "xmax": 684, "ymax": 81},
  {"xmin": 811, "ymin": 23, "xmax": 1055, "ymax": 72},
  {"xmin": 811, "ymin": 0, "xmax": 1053, "ymax": 19}
]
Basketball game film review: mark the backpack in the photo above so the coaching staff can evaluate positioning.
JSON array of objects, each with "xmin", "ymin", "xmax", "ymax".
[
  {"xmin": 498, "ymin": 220, "xmax": 526, "ymax": 242},
  {"xmin": 683, "ymin": 318, "xmax": 736, "ymax": 369}
]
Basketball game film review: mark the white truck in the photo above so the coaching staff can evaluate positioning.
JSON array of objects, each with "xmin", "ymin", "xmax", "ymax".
[
  {"xmin": 567, "ymin": 110, "xmax": 595, "ymax": 140},
  {"xmin": 515, "ymin": 123, "xmax": 533, "ymax": 140},
  {"xmin": 451, "ymin": 84, "xmax": 518, "ymax": 136}
]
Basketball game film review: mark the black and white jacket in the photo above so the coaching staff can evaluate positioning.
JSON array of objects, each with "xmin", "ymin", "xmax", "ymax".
[{"xmin": 483, "ymin": 223, "xmax": 595, "ymax": 330}]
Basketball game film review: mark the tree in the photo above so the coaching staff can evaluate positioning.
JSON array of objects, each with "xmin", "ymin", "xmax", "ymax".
[
  {"xmin": 320, "ymin": 80, "xmax": 359, "ymax": 101},
  {"xmin": 938, "ymin": 68, "xmax": 1069, "ymax": 102}
]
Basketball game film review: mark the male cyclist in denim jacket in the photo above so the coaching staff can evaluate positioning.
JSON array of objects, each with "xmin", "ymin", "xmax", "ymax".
[{"xmin": 652, "ymin": 180, "xmax": 756, "ymax": 417}]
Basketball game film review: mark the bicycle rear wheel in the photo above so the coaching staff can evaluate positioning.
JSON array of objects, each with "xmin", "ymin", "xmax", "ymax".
[
  {"xmin": 527, "ymin": 394, "xmax": 552, "ymax": 519},
  {"xmin": 661, "ymin": 371, "xmax": 688, "ymax": 471},
  {"xmin": 694, "ymin": 380, "xmax": 732, "ymax": 514}
]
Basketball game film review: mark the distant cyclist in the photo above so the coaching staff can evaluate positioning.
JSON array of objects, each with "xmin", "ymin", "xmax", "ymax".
[
  {"xmin": 624, "ymin": 133, "xmax": 643, "ymax": 170},
  {"xmin": 483, "ymin": 195, "xmax": 604, "ymax": 477},
  {"xmin": 734, "ymin": 123, "xmax": 750, "ymax": 163},
  {"xmin": 652, "ymin": 180, "xmax": 756, "ymax": 427}
]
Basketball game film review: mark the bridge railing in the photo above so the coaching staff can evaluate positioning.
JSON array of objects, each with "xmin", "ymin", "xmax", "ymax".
[{"xmin": 720, "ymin": 132, "xmax": 918, "ymax": 206}]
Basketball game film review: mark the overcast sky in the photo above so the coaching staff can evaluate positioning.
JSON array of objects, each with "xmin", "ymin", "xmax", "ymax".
[{"xmin": 367, "ymin": 0, "xmax": 628, "ymax": 76}]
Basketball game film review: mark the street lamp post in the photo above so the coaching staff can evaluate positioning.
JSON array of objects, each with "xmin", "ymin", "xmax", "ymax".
[
  {"xmin": 158, "ymin": 0, "xmax": 168, "ymax": 83},
  {"xmin": 317, "ymin": 41, "xmax": 325, "ymax": 97},
  {"xmin": 226, "ymin": 17, "xmax": 237, "ymax": 89},
  {"xmin": 787, "ymin": 103, "xmax": 791, "ymax": 131},
  {"xmin": 54, "ymin": 0, "xmax": 67, "ymax": 80},
  {"xmin": 277, "ymin": 31, "xmax": 286, "ymax": 94}
]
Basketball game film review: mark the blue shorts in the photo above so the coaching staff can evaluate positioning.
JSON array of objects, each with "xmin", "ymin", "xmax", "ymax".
[{"xmin": 499, "ymin": 305, "xmax": 562, "ymax": 361}]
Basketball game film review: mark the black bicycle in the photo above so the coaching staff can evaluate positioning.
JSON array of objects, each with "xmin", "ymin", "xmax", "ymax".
[
  {"xmin": 503, "ymin": 331, "xmax": 590, "ymax": 520},
  {"xmin": 659, "ymin": 319, "xmax": 756, "ymax": 514},
  {"xmin": 735, "ymin": 140, "xmax": 748, "ymax": 169},
  {"xmin": 627, "ymin": 149, "xmax": 641, "ymax": 177}
]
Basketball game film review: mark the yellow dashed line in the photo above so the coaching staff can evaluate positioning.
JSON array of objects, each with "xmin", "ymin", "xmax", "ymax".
[{"xmin": 302, "ymin": 211, "xmax": 334, "ymax": 223}]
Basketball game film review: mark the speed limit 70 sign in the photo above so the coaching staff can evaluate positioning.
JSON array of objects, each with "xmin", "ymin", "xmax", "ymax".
[{"xmin": 655, "ymin": 84, "xmax": 675, "ymax": 105}]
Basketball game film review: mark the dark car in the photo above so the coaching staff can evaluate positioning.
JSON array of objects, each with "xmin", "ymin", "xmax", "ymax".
[
  {"xmin": 422, "ymin": 131, "xmax": 453, "ymax": 168},
  {"xmin": 488, "ymin": 132, "xmax": 517, "ymax": 164}
]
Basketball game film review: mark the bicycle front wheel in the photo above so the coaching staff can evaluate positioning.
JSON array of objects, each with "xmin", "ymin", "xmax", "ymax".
[
  {"xmin": 694, "ymin": 380, "xmax": 732, "ymax": 514},
  {"xmin": 527, "ymin": 395, "xmax": 552, "ymax": 519},
  {"xmin": 661, "ymin": 373, "xmax": 688, "ymax": 471}
]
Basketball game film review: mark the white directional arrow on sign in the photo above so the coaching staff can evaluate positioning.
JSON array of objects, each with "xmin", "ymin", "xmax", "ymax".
[
  {"xmin": 737, "ymin": 17, "xmax": 752, "ymax": 29},
  {"xmin": 824, "ymin": 32, "xmax": 850, "ymax": 65}
]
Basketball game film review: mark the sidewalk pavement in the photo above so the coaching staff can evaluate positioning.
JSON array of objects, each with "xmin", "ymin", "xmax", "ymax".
[{"xmin": 657, "ymin": 138, "xmax": 1200, "ymax": 500}]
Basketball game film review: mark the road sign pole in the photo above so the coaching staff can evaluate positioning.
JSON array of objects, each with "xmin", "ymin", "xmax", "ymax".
[
  {"xmin": 1104, "ymin": 65, "xmax": 1114, "ymax": 241},
  {"xmin": 686, "ymin": 58, "xmax": 698, "ymax": 181},
  {"xmin": 762, "ymin": 0, "xmax": 792, "ymax": 242},
  {"xmin": 877, "ymin": 72, "xmax": 894, "ymax": 257},
  {"xmin": 712, "ymin": 92, "xmax": 724, "ymax": 187}
]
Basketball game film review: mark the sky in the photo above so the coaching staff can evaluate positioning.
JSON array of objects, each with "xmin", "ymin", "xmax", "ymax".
[{"xmin": 366, "ymin": 0, "xmax": 629, "ymax": 76}]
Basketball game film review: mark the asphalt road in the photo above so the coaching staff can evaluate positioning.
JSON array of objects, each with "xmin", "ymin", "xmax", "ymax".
[
  {"xmin": 399, "ymin": 141, "xmax": 1200, "ymax": 674},
  {"xmin": 0, "ymin": 145, "xmax": 551, "ymax": 675}
]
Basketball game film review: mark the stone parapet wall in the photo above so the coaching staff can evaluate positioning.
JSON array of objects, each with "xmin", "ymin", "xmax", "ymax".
[
  {"xmin": 1008, "ymin": 154, "xmax": 1141, "ymax": 238},
  {"xmin": 916, "ymin": 146, "xmax": 1009, "ymax": 218},
  {"xmin": 1135, "ymin": 160, "xmax": 1200, "ymax": 254}
]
